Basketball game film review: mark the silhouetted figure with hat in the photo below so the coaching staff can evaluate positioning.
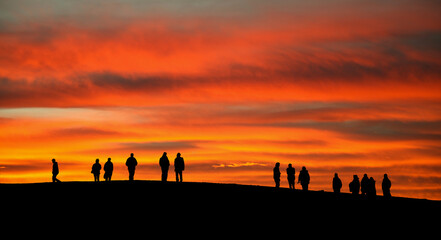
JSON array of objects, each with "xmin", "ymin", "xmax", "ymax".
[
  {"xmin": 52, "ymin": 159, "xmax": 61, "ymax": 183},
  {"xmin": 159, "ymin": 152, "xmax": 170, "ymax": 182},
  {"xmin": 360, "ymin": 174, "xmax": 369, "ymax": 196},
  {"xmin": 298, "ymin": 166, "xmax": 310, "ymax": 191},
  {"xmin": 91, "ymin": 159, "xmax": 101, "ymax": 182},
  {"xmin": 382, "ymin": 174, "xmax": 392, "ymax": 199},
  {"xmin": 367, "ymin": 177, "xmax": 376, "ymax": 200},
  {"xmin": 349, "ymin": 175, "xmax": 360, "ymax": 195},
  {"xmin": 273, "ymin": 162, "xmax": 281, "ymax": 188},
  {"xmin": 174, "ymin": 153, "xmax": 185, "ymax": 182},
  {"xmin": 286, "ymin": 163, "xmax": 295, "ymax": 189},
  {"xmin": 104, "ymin": 158, "xmax": 113, "ymax": 182},
  {"xmin": 333, "ymin": 173, "xmax": 342, "ymax": 194},
  {"xmin": 126, "ymin": 153, "xmax": 138, "ymax": 181}
]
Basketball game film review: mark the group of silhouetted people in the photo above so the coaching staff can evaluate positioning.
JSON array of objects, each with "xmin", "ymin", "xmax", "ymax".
[
  {"xmin": 159, "ymin": 152, "xmax": 185, "ymax": 182},
  {"xmin": 91, "ymin": 158, "xmax": 114, "ymax": 182},
  {"xmin": 334, "ymin": 172, "xmax": 392, "ymax": 199},
  {"xmin": 347, "ymin": 173, "xmax": 392, "ymax": 199},
  {"xmin": 52, "ymin": 155, "xmax": 393, "ymax": 198},
  {"xmin": 274, "ymin": 162, "xmax": 392, "ymax": 199},
  {"xmin": 51, "ymin": 152, "xmax": 185, "ymax": 183},
  {"xmin": 273, "ymin": 162, "xmax": 310, "ymax": 191}
]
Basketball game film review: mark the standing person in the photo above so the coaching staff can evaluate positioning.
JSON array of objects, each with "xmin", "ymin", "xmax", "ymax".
[
  {"xmin": 174, "ymin": 153, "xmax": 185, "ymax": 182},
  {"xmin": 367, "ymin": 177, "xmax": 377, "ymax": 200},
  {"xmin": 286, "ymin": 164, "xmax": 295, "ymax": 189},
  {"xmin": 273, "ymin": 162, "xmax": 281, "ymax": 188},
  {"xmin": 297, "ymin": 166, "xmax": 310, "ymax": 191},
  {"xmin": 349, "ymin": 175, "xmax": 360, "ymax": 195},
  {"xmin": 361, "ymin": 174, "xmax": 369, "ymax": 196},
  {"xmin": 382, "ymin": 174, "xmax": 392, "ymax": 199},
  {"xmin": 159, "ymin": 152, "xmax": 170, "ymax": 182},
  {"xmin": 126, "ymin": 153, "xmax": 138, "ymax": 181},
  {"xmin": 52, "ymin": 159, "xmax": 61, "ymax": 183},
  {"xmin": 91, "ymin": 159, "xmax": 101, "ymax": 182},
  {"xmin": 333, "ymin": 173, "xmax": 342, "ymax": 194},
  {"xmin": 104, "ymin": 158, "xmax": 113, "ymax": 182}
]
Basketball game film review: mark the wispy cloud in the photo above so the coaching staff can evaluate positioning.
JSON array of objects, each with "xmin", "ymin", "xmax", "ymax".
[
  {"xmin": 113, "ymin": 141, "xmax": 204, "ymax": 153},
  {"xmin": 212, "ymin": 162, "xmax": 268, "ymax": 168}
]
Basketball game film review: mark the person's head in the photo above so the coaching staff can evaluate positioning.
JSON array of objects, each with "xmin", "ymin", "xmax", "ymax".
[
  {"xmin": 163, "ymin": 152, "xmax": 167, "ymax": 156},
  {"xmin": 108, "ymin": 157, "xmax": 111, "ymax": 161},
  {"xmin": 177, "ymin": 152, "xmax": 181, "ymax": 157},
  {"xmin": 302, "ymin": 166, "xmax": 306, "ymax": 171},
  {"xmin": 275, "ymin": 162, "xmax": 280, "ymax": 167},
  {"xmin": 52, "ymin": 158, "xmax": 56, "ymax": 163},
  {"xmin": 96, "ymin": 159, "xmax": 99, "ymax": 163},
  {"xmin": 364, "ymin": 173, "xmax": 368, "ymax": 178},
  {"xmin": 353, "ymin": 174, "xmax": 359, "ymax": 180},
  {"xmin": 334, "ymin": 173, "xmax": 338, "ymax": 177},
  {"xmin": 288, "ymin": 163, "xmax": 292, "ymax": 168},
  {"xmin": 130, "ymin": 153, "xmax": 134, "ymax": 157},
  {"xmin": 384, "ymin": 173, "xmax": 388, "ymax": 178}
]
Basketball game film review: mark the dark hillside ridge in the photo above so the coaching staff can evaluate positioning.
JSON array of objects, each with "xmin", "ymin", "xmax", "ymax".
[
  {"xmin": 2, "ymin": 180, "xmax": 437, "ymax": 205},
  {"xmin": 2, "ymin": 180, "xmax": 440, "ymax": 235}
]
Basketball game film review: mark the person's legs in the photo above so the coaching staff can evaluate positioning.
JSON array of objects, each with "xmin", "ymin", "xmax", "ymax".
[
  {"xmin": 176, "ymin": 171, "xmax": 183, "ymax": 182},
  {"xmin": 129, "ymin": 169, "xmax": 135, "ymax": 181},
  {"xmin": 162, "ymin": 170, "xmax": 168, "ymax": 182},
  {"xmin": 288, "ymin": 178, "xmax": 294, "ymax": 189},
  {"xmin": 302, "ymin": 184, "xmax": 308, "ymax": 191},
  {"xmin": 274, "ymin": 178, "xmax": 280, "ymax": 188},
  {"xmin": 52, "ymin": 173, "xmax": 60, "ymax": 182}
]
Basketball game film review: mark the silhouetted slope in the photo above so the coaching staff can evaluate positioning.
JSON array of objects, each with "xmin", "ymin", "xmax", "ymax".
[
  {"xmin": 2, "ymin": 180, "xmax": 437, "ymax": 203},
  {"xmin": 2, "ymin": 180, "xmax": 439, "ymax": 233},
  {"xmin": 2, "ymin": 180, "xmax": 437, "ymax": 209}
]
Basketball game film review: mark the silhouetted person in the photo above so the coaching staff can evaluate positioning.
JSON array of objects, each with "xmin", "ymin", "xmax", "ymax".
[
  {"xmin": 174, "ymin": 153, "xmax": 185, "ymax": 182},
  {"xmin": 126, "ymin": 153, "xmax": 138, "ymax": 181},
  {"xmin": 104, "ymin": 158, "xmax": 113, "ymax": 182},
  {"xmin": 273, "ymin": 162, "xmax": 281, "ymax": 188},
  {"xmin": 159, "ymin": 152, "xmax": 170, "ymax": 182},
  {"xmin": 361, "ymin": 174, "xmax": 369, "ymax": 196},
  {"xmin": 52, "ymin": 159, "xmax": 61, "ymax": 183},
  {"xmin": 367, "ymin": 177, "xmax": 376, "ymax": 200},
  {"xmin": 286, "ymin": 164, "xmax": 295, "ymax": 189},
  {"xmin": 349, "ymin": 175, "xmax": 360, "ymax": 195},
  {"xmin": 298, "ymin": 166, "xmax": 310, "ymax": 191},
  {"xmin": 382, "ymin": 174, "xmax": 392, "ymax": 199},
  {"xmin": 91, "ymin": 159, "xmax": 101, "ymax": 182},
  {"xmin": 333, "ymin": 173, "xmax": 342, "ymax": 194}
]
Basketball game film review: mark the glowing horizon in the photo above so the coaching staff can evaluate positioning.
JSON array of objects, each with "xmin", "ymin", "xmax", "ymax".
[{"xmin": 1, "ymin": 0, "xmax": 441, "ymax": 200}]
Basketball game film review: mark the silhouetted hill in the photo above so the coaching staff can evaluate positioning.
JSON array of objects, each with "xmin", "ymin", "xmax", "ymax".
[
  {"xmin": 2, "ymin": 181, "xmax": 437, "ymax": 209},
  {"xmin": 2, "ymin": 181, "xmax": 439, "ymax": 235}
]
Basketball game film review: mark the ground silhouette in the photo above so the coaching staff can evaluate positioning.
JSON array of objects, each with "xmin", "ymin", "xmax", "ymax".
[
  {"xmin": 2, "ymin": 180, "xmax": 437, "ymax": 206},
  {"xmin": 1, "ymin": 180, "xmax": 439, "ymax": 236}
]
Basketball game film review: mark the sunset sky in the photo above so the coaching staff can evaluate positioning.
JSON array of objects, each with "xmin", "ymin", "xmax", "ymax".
[{"xmin": 1, "ymin": 0, "xmax": 441, "ymax": 200}]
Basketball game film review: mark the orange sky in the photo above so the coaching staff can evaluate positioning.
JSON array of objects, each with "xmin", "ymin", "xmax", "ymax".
[{"xmin": 1, "ymin": 0, "xmax": 441, "ymax": 200}]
